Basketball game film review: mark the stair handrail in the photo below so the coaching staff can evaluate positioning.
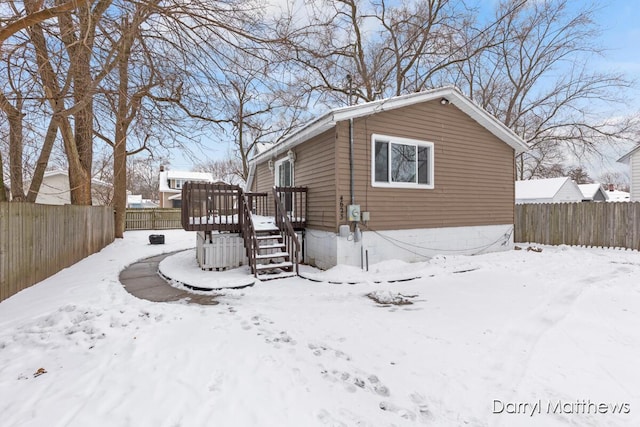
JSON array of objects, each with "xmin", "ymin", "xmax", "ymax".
[
  {"xmin": 272, "ymin": 187, "xmax": 301, "ymax": 275},
  {"xmin": 240, "ymin": 194, "xmax": 259, "ymax": 277}
]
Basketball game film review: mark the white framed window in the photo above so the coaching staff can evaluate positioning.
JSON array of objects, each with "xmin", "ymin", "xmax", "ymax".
[
  {"xmin": 274, "ymin": 158, "xmax": 294, "ymax": 187},
  {"xmin": 371, "ymin": 134, "xmax": 434, "ymax": 189}
]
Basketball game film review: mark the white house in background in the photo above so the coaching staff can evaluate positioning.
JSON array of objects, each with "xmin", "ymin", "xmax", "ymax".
[
  {"xmin": 33, "ymin": 170, "xmax": 112, "ymax": 205},
  {"xmin": 605, "ymin": 187, "xmax": 631, "ymax": 202},
  {"xmin": 127, "ymin": 194, "xmax": 159, "ymax": 208},
  {"xmin": 617, "ymin": 145, "xmax": 640, "ymax": 201},
  {"xmin": 515, "ymin": 177, "xmax": 583, "ymax": 204},
  {"xmin": 578, "ymin": 183, "xmax": 609, "ymax": 202},
  {"xmin": 158, "ymin": 167, "xmax": 214, "ymax": 208}
]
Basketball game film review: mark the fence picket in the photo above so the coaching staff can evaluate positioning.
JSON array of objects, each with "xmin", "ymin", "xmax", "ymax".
[
  {"xmin": 125, "ymin": 208, "xmax": 181, "ymax": 230},
  {"xmin": 0, "ymin": 203, "xmax": 115, "ymax": 303},
  {"xmin": 515, "ymin": 202, "xmax": 640, "ymax": 250}
]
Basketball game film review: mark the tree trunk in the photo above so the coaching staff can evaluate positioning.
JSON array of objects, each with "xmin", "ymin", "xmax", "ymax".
[
  {"xmin": 0, "ymin": 93, "xmax": 26, "ymax": 201},
  {"xmin": 113, "ymin": 17, "xmax": 134, "ymax": 238},
  {"xmin": 0, "ymin": 152, "xmax": 7, "ymax": 202},
  {"xmin": 26, "ymin": 116, "xmax": 59, "ymax": 202},
  {"xmin": 70, "ymin": 45, "xmax": 94, "ymax": 206}
]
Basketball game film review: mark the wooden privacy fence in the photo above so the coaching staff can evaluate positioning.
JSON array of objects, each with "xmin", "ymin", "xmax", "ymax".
[
  {"xmin": 125, "ymin": 208, "xmax": 181, "ymax": 230},
  {"xmin": 515, "ymin": 202, "xmax": 640, "ymax": 250},
  {"xmin": 0, "ymin": 202, "xmax": 115, "ymax": 303}
]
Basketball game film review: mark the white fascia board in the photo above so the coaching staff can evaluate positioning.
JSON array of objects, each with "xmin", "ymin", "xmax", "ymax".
[
  {"xmin": 250, "ymin": 114, "xmax": 335, "ymax": 165},
  {"xmin": 446, "ymin": 93, "xmax": 530, "ymax": 154},
  {"xmin": 245, "ymin": 163, "xmax": 256, "ymax": 192},
  {"xmin": 617, "ymin": 144, "xmax": 640, "ymax": 163}
]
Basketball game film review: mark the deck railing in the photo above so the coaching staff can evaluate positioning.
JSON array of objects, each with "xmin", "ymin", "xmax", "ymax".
[
  {"xmin": 246, "ymin": 192, "xmax": 269, "ymax": 216},
  {"xmin": 240, "ymin": 195, "xmax": 259, "ymax": 276},
  {"xmin": 275, "ymin": 186, "xmax": 307, "ymax": 230},
  {"xmin": 181, "ymin": 182, "xmax": 243, "ymax": 232},
  {"xmin": 272, "ymin": 187, "xmax": 301, "ymax": 275}
]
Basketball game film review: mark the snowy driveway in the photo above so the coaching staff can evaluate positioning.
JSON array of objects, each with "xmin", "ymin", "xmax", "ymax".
[{"xmin": 1, "ymin": 230, "xmax": 639, "ymax": 426}]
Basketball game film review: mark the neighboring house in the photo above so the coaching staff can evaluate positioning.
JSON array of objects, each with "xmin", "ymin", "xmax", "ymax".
[
  {"xmin": 127, "ymin": 195, "xmax": 159, "ymax": 208},
  {"xmin": 245, "ymin": 86, "xmax": 529, "ymax": 269},
  {"xmin": 32, "ymin": 170, "xmax": 112, "ymax": 205},
  {"xmin": 515, "ymin": 177, "xmax": 583, "ymax": 204},
  {"xmin": 578, "ymin": 184, "xmax": 608, "ymax": 202},
  {"xmin": 606, "ymin": 188, "xmax": 631, "ymax": 202},
  {"xmin": 158, "ymin": 168, "xmax": 214, "ymax": 208},
  {"xmin": 127, "ymin": 194, "xmax": 143, "ymax": 208},
  {"xmin": 617, "ymin": 145, "xmax": 640, "ymax": 201}
]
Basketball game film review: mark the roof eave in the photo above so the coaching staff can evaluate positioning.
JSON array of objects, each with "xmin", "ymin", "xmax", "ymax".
[
  {"xmin": 250, "ymin": 86, "xmax": 529, "ymax": 164},
  {"xmin": 617, "ymin": 144, "xmax": 640, "ymax": 163}
]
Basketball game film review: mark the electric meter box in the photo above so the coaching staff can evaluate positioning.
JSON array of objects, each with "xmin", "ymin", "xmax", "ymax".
[{"xmin": 347, "ymin": 204, "xmax": 361, "ymax": 222}]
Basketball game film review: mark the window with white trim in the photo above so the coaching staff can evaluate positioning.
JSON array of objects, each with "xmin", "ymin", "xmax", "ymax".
[{"xmin": 372, "ymin": 134, "xmax": 434, "ymax": 188}]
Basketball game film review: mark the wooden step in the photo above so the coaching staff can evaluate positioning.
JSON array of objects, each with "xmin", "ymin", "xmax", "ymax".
[
  {"xmin": 256, "ymin": 234, "xmax": 282, "ymax": 240},
  {"xmin": 255, "ymin": 261, "xmax": 293, "ymax": 271},
  {"xmin": 256, "ymin": 252, "xmax": 289, "ymax": 260},
  {"xmin": 258, "ymin": 243, "xmax": 285, "ymax": 250},
  {"xmin": 258, "ymin": 271, "xmax": 297, "ymax": 281}
]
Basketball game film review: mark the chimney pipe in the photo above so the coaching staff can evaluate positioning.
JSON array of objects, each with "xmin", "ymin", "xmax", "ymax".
[
  {"xmin": 160, "ymin": 165, "xmax": 165, "ymax": 172},
  {"xmin": 608, "ymin": 183, "xmax": 614, "ymax": 192}
]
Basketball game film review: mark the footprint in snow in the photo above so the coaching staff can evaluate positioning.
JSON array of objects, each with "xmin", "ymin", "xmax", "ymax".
[
  {"xmin": 321, "ymin": 368, "xmax": 390, "ymax": 397},
  {"xmin": 378, "ymin": 393, "xmax": 432, "ymax": 424},
  {"xmin": 265, "ymin": 331, "xmax": 297, "ymax": 348},
  {"xmin": 308, "ymin": 342, "xmax": 351, "ymax": 361}
]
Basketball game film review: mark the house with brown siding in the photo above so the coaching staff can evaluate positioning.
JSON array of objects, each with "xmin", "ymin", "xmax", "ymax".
[{"xmin": 246, "ymin": 86, "xmax": 529, "ymax": 269}]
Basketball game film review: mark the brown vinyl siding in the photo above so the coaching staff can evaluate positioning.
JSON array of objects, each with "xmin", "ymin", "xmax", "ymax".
[
  {"xmin": 253, "ymin": 129, "xmax": 337, "ymax": 231},
  {"xmin": 253, "ymin": 162, "xmax": 271, "ymax": 193},
  {"xmin": 335, "ymin": 99, "xmax": 515, "ymax": 231}
]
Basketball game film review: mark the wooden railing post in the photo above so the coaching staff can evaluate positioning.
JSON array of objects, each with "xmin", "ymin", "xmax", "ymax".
[{"xmin": 272, "ymin": 187, "xmax": 301, "ymax": 275}]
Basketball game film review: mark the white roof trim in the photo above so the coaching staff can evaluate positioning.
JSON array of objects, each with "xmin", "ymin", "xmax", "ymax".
[
  {"xmin": 250, "ymin": 86, "xmax": 529, "ymax": 166},
  {"xmin": 617, "ymin": 144, "xmax": 640, "ymax": 164}
]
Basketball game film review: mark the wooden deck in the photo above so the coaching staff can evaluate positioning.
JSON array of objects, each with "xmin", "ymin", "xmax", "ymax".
[{"xmin": 181, "ymin": 183, "xmax": 307, "ymax": 233}]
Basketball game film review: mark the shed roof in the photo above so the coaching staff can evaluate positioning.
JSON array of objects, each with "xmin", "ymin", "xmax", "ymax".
[
  {"xmin": 515, "ymin": 177, "xmax": 573, "ymax": 200},
  {"xmin": 578, "ymin": 184, "xmax": 607, "ymax": 201},
  {"xmin": 42, "ymin": 169, "xmax": 112, "ymax": 188},
  {"xmin": 606, "ymin": 190, "xmax": 631, "ymax": 202}
]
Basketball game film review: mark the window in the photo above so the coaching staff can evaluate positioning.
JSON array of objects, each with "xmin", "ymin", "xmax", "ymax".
[
  {"xmin": 274, "ymin": 158, "xmax": 293, "ymax": 187},
  {"xmin": 372, "ymin": 134, "xmax": 434, "ymax": 189}
]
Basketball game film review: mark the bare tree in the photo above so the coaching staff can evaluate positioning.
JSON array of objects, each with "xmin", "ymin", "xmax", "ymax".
[
  {"xmin": 568, "ymin": 167, "xmax": 592, "ymax": 184},
  {"xmin": 279, "ymin": 0, "xmax": 467, "ymax": 105},
  {"xmin": 208, "ymin": 48, "xmax": 311, "ymax": 181},
  {"xmin": 599, "ymin": 171, "xmax": 630, "ymax": 192},
  {"xmin": 453, "ymin": 0, "xmax": 637, "ymax": 179},
  {"xmin": 0, "ymin": 0, "xmax": 81, "ymax": 201},
  {"xmin": 194, "ymin": 158, "xmax": 244, "ymax": 186},
  {"xmin": 278, "ymin": 0, "xmax": 531, "ymax": 106}
]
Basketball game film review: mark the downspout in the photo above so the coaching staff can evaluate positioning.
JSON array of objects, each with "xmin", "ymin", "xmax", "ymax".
[
  {"xmin": 349, "ymin": 117, "xmax": 354, "ymax": 205},
  {"xmin": 349, "ymin": 117, "xmax": 362, "ymax": 244}
]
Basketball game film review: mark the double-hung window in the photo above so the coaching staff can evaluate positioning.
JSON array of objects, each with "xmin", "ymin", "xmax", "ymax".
[{"xmin": 372, "ymin": 134, "xmax": 434, "ymax": 189}]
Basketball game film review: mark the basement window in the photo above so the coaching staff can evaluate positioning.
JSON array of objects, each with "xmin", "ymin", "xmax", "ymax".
[{"xmin": 372, "ymin": 134, "xmax": 434, "ymax": 189}]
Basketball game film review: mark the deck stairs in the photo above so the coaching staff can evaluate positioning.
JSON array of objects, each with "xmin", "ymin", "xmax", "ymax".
[
  {"xmin": 240, "ymin": 190, "xmax": 300, "ymax": 280},
  {"xmin": 253, "ymin": 221, "xmax": 296, "ymax": 280}
]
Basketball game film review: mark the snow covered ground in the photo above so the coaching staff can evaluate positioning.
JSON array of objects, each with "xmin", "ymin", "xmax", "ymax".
[{"xmin": 1, "ymin": 230, "xmax": 640, "ymax": 427}]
